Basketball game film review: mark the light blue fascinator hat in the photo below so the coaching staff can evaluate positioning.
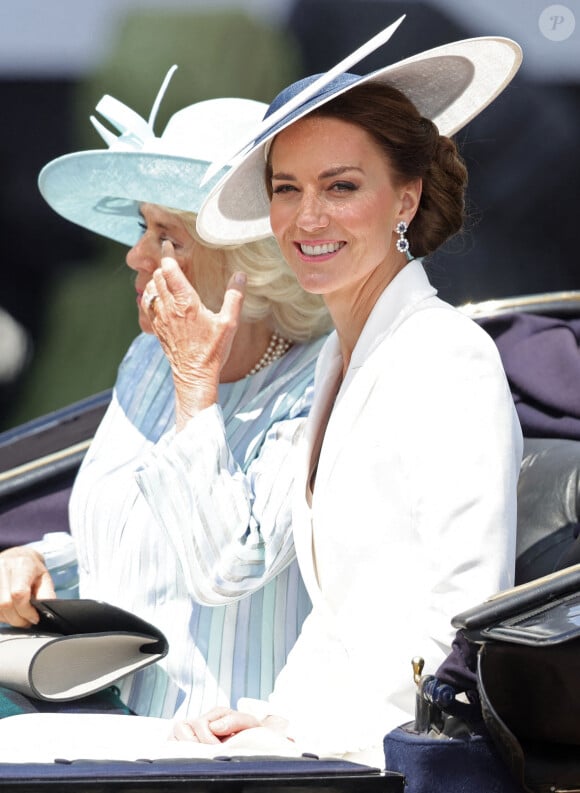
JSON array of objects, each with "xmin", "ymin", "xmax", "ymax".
[
  {"xmin": 38, "ymin": 66, "xmax": 267, "ymax": 247},
  {"xmin": 196, "ymin": 15, "xmax": 522, "ymax": 245}
]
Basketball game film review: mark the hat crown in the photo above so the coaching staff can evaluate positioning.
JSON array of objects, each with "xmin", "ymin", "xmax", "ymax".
[
  {"xmin": 147, "ymin": 98, "xmax": 268, "ymax": 163},
  {"xmin": 266, "ymin": 72, "xmax": 361, "ymax": 118},
  {"xmin": 94, "ymin": 92, "xmax": 267, "ymax": 167},
  {"xmin": 258, "ymin": 72, "xmax": 361, "ymax": 148}
]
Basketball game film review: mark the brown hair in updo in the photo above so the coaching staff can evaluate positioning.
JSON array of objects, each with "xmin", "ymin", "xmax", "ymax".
[{"xmin": 305, "ymin": 82, "xmax": 468, "ymax": 258}]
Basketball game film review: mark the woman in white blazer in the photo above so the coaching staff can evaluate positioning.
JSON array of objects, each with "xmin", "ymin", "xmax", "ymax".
[{"xmin": 174, "ymin": 21, "xmax": 524, "ymax": 766}]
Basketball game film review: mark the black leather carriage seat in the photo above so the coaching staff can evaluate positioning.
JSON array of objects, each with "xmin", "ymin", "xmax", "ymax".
[
  {"xmin": 462, "ymin": 290, "xmax": 580, "ymax": 585},
  {"xmin": 516, "ymin": 437, "xmax": 580, "ymax": 583}
]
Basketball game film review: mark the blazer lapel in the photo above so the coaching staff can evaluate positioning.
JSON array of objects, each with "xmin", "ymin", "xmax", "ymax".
[
  {"xmin": 294, "ymin": 261, "xmax": 439, "ymax": 601},
  {"xmin": 293, "ymin": 336, "xmax": 342, "ymax": 602}
]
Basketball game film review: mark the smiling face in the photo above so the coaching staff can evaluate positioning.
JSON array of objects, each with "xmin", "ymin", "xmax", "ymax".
[
  {"xmin": 126, "ymin": 203, "xmax": 226, "ymax": 333},
  {"xmin": 268, "ymin": 115, "xmax": 420, "ymax": 319}
]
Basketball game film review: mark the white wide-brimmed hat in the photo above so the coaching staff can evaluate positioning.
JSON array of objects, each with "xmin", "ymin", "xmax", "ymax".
[
  {"xmin": 196, "ymin": 16, "xmax": 522, "ymax": 246},
  {"xmin": 38, "ymin": 66, "xmax": 268, "ymax": 247}
]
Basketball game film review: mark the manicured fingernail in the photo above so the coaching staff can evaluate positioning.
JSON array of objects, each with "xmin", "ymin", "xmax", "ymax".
[{"xmin": 233, "ymin": 272, "xmax": 246, "ymax": 287}]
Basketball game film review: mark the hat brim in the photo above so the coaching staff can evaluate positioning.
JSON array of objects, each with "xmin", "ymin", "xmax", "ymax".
[
  {"xmin": 197, "ymin": 36, "xmax": 522, "ymax": 246},
  {"xmin": 38, "ymin": 150, "xmax": 230, "ymax": 247}
]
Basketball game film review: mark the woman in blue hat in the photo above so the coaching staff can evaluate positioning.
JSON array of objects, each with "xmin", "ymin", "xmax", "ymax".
[{"xmin": 176, "ymin": 20, "xmax": 524, "ymax": 764}]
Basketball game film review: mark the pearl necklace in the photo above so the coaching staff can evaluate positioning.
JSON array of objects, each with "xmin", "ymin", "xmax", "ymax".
[{"xmin": 246, "ymin": 332, "xmax": 292, "ymax": 377}]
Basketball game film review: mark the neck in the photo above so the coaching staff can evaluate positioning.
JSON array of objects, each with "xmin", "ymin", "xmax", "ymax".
[
  {"xmin": 325, "ymin": 255, "xmax": 408, "ymax": 375},
  {"xmin": 220, "ymin": 322, "xmax": 293, "ymax": 382},
  {"xmin": 220, "ymin": 322, "xmax": 273, "ymax": 383}
]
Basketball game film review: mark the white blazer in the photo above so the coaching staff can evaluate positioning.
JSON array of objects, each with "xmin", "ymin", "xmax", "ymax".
[{"xmin": 266, "ymin": 260, "xmax": 523, "ymax": 763}]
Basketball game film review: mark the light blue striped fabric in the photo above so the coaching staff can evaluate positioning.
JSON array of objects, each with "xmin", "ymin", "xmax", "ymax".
[{"xmin": 67, "ymin": 332, "xmax": 327, "ymax": 719}]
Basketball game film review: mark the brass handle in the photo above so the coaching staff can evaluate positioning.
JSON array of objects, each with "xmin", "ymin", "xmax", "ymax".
[{"xmin": 412, "ymin": 656, "xmax": 425, "ymax": 686}]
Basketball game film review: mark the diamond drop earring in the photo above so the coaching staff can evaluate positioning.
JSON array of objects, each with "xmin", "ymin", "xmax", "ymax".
[{"xmin": 395, "ymin": 220, "xmax": 413, "ymax": 261}]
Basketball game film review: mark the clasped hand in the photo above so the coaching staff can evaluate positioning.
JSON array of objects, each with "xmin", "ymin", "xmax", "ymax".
[
  {"xmin": 172, "ymin": 707, "xmax": 261, "ymax": 743},
  {"xmin": 172, "ymin": 707, "xmax": 290, "ymax": 745}
]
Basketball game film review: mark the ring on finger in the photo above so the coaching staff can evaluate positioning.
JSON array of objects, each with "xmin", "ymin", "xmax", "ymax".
[{"xmin": 145, "ymin": 293, "xmax": 159, "ymax": 310}]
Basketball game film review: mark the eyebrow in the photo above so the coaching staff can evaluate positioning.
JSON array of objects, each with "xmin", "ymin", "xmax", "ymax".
[{"xmin": 271, "ymin": 165, "xmax": 364, "ymax": 181}]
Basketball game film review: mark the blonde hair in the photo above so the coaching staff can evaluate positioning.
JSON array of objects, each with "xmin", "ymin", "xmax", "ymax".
[{"xmin": 165, "ymin": 207, "xmax": 333, "ymax": 342}]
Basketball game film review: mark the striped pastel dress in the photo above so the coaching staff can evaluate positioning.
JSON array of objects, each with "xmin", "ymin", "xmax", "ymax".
[{"xmin": 65, "ymin": 331, "xmax": 326, "ymax": 720}]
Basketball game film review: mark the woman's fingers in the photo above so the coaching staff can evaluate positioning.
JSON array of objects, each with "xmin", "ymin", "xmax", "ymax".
[
  {"xmin": 220, "ymin": 272, "xmax": 246, "ymax": 327},
  {"xmin": 172, "ymin": 721, "xmax": 202, "ymax": 742},
  {"xmin": 148, "ymin": 250, "xmax": 244, "ymax": 362},
  {"xmin": 156, "ymin": 242, "xmax": 245, "ymax": 325},
  {"xmin": 0, "ymin": 548, "xmax": 55, "ymax": 627},
  {"xmin": 206, "ymin": 710, "xmax": 261, "ymax": 738},
  {"xmin": 172, "ymin": 711, "xmax": 226, "ymax": 744},
  {"xmin": 173, "ymin": 707, "xmax": 233, "ymax": 743},
  {"xmin": 172, "ymin": 708, "xmax": 261, "ymax": 745},
  {"xmin": 159, "ymin": 241, "xmax": 195, "ymax": 306},
  {"xmin": 35, "ymin": 571, "xmax": 58, "ymax": 600}
]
